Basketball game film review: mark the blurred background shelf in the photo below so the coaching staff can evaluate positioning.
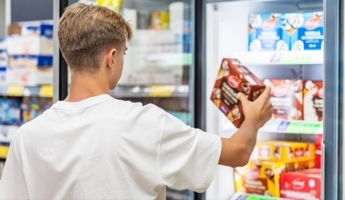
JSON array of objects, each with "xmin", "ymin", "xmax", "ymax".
[
  {"xmin": 0, "ymin": 85, "xmax": 53, "ymax": 98},
  {"xmin": 110, "ymin": 85, "xmax": 189, "ymax": 98}
]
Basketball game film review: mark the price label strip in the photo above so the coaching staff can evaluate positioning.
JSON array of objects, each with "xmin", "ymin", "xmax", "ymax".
[
  {"xmin": 278, "ymin": 52, "xmax": 314, "ymax": 64},
  {"xmin": 7, "ymin": 85, "xmax": 24, "ymax": 96},
  {"xmin": 149, "ymin": 85, "xmax": 175, "ymax": 97},
  {"xmin": 39, "ymin": 85, "xmax": 54, "ymax": 98},
  {"xmin": 0, "ymin": 146, "xmax": 9, "ymax": 158}
]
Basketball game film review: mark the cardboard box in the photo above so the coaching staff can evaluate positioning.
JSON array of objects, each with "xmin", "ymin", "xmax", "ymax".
[
  {"xmin": 7, "ymin": 55, "xmax": 53, "ymax": 86},
  {"xmin": 315, "ymin": 134, "xmax": 322, "ymax": 169},
  {"xmin": 210, "ymin": 58, "xmax": 265, "ymax": 128},
  {"xmin": 263, "ymin": 79, "xmax": 303, "ymax": 120},
  {"xmin": 286, "ymin": 12, "xmax": 324, "ymax": 51},
  {"xmin": 280, "ymin": 168, "xmax": 321, "ymax": 199},
  {"xmin": 255, "ymin": 141, "xmax": 315, "ymax": 162},
  {"xmin": 7, "ymin": 23, "xmax": 53, "ymax": 55},
  {"xmin": 304, "ymin": 80, "xmax": 323, "ymax": 122},
  {"xmin": 248, "ymin": 13, "xmax": 289, "ymax": 51},
  {"xmin": 235, "ymin": 159, "xmax": 315, "ymax": 197}
]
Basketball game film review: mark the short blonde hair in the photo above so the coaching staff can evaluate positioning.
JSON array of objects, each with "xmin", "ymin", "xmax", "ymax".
[{"xmin": 58, "ymin": 3, "xmax": 132, "ymax": 72}]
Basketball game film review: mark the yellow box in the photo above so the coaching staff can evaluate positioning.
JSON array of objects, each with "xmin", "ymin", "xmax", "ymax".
[
  {"xmin": 234, "ymin": 159, "xmax": 315, "ymax": 197},
  {"xmin": 255, "ymin": 141, "xmax": 315, "ymax": 162}
]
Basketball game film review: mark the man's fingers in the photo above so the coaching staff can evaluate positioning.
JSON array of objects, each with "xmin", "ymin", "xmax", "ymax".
[
  {"xmin": 257, "ymin": 86, "xmax": 271, "ymax": 102},
  {"xmin": 237, "ymin": 93, "xmax": 248, "ymax": 104}
]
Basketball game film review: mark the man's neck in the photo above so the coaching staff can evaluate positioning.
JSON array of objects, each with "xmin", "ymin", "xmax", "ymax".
[{"xmin": 65, "ymin": 73, "xmax": 110, "ymax": 102}]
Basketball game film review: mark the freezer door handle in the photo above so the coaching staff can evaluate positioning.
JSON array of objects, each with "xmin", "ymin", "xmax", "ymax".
[{"xmin": 321, "ymin": 141, "xmax": 325, "ymax": 200}]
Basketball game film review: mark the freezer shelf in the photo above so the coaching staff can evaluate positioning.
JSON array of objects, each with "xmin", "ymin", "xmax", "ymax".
[
  {"xmin": 224, "ymin": 119, "xmax": 323, "ymax": 134},
  {"xmin": 232, "ymin": 51, "xmax": 323, "ymax": 65}
]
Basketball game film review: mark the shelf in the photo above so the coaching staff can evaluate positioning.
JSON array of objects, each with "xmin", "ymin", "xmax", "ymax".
[
  {"xmin": 232, "ymin": 51, "xmax": 323, "ymax": 65},
  {"xmin": 0, "ymin": 85, "xmax": 53, "ymax": 98},
  {"xmin": 0, "ymin": 146, "xmax": 9, "ymax": 159},
  {"xmin": 110, "ymin": 85, "xmax": 189, "ymax": 98},
  {"xmin": 230, "ymin": 193, "xmax": 286, "ymax": 200},
  {"xmin": 224, "ymin": 119, "xmax": 323, "ymax": 135}
]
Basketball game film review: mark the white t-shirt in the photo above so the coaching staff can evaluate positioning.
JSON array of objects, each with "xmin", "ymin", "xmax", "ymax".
[{"xmin": 0, "ymin": 94, "xmax": 221, "ymax": 199}]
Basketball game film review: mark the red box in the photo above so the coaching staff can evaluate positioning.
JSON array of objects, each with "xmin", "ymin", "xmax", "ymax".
[
  {"xmin": 315, "ymin": 134, "xmax": 322, "ymax": 169},
  {"xmin": 304, "ymin": 81, "xmax": 323, "ymax": 121},
  {"xmin": 210, "ymin": 58, "xmax": 265, "ymax": 128},
  {"xmin": 263, "ymin": 79, "xmax": 303, "ymax": 120},
  {"xmin": 280, "ymin": 169, "xmax": 321, "ymax": 200}
]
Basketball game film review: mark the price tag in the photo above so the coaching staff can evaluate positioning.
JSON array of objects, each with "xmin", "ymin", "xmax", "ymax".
[
  {"xmin": 0, "ymin": 146, "xmax": 9, "ymax": 158},
  {"xmin": 7, "ymin": 85, "xmax": 24, "ymax": 96},
  {"xmin": 279, "ymin": 52, "xmax": 314, "ymax": 64},
  {"xmin": 286, "ymin": 121, "xmax": 323, "ymax": 134},
  {"xmin": 246, "ymin": 195, "xmax": 278, "ymax": 200},
  {"xmin": 39, "ymin": 85, "xmax": 53, "ymax": 98},
  {"xmin": 149, "ymin": 85, "xmax": 174, "ymax": 97}
]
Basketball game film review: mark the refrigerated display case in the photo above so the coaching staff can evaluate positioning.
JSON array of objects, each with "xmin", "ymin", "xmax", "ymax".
[
  {"xmin": 53, "ymin": 0, "xmax": 197, "ymax": 199},
  {"xmin": 195, "ymin": 0, "xmax": 342, "ymax": 199}
]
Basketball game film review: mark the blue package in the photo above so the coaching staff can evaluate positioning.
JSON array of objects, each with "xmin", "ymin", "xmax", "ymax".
[
  {"xmin": 248, "ymin": 13, "xmax": 289, "ymax": 51},
  {"xmin": 282, "ymin": 12, "xmax": 323, "ymax": 51}
]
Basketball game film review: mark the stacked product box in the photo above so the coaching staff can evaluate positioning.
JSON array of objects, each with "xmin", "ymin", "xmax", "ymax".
[
  {"xmin": 0, "ymin": 39, "xmax": 7, "ymax": 85},
  {"xmin": 315, "ymin": 134, "xmax": 322, "ymax": 169},
  {"xmin": 280, "ymin": 168, "xmax": 321, "ymax": 199},
  {"xmin": 263, "ymin": 79, "xmax": 303, "ymax": 120},
  {"xmin": 304, "ymin": 80, "xmax": 323, "ymax": 122},
  {"xmin": 234, "ymin": 141, "xmax": 316, "ymax": 197},
  {"xmin": 6, "ymin": 22, "xmax": 53, "ymax": 86},
  {"xmin": 249, "ymin": 12, "xmax": 323, "ymax": 51}
]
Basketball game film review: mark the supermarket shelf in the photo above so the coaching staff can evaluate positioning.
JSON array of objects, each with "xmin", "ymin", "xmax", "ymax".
[
  {"xmin": 110, "ymin": 85, "xmax": 189, "ymax": 98},
  {"xmin": 0, "ymin": 85, "xmax": 53, "ymax": 98},
  {"xmin": 232, "ymin": 51, "xmax": 323, "ymax": 65},
  {"xmin": 224, "ymin": 119, "xmax": 323, "ymax": 135},
  {"xmin": 230, "ymin": 193, "xmax": 287, "ymax": 200},
  {"xmin": 0, "ymin": 146, "xmax": 9, "ymax": 159}
]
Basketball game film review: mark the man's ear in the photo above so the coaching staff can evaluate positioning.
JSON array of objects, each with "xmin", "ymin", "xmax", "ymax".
[{"xmin": 106, "ymin": 48, "xmax": 117, "ymax": 70}]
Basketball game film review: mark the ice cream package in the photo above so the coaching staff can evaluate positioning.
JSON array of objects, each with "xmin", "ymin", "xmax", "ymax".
[{"xmin": 210, "ymin": 58, "xmax": 265, "ymax": 128}]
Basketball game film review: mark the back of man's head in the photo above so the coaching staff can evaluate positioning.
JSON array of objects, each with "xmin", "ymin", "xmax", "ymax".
[{"xmin": 58, "ymin": 3, "xmax": 132, "ymax": 73}]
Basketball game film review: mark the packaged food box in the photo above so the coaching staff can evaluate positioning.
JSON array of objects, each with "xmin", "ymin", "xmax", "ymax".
[
  {"xmin": 315, "ymin": 134, "xmax": 322, "ymax": 169},
  {"xmin": 280, "ymin": 168, "xmax": 321, "ymax": 199},
  {"xmin": 304, "ymin": 80, "xmax": 323, "ymax": 122},
  {"xmin": 210, "ymin": 58, "xmax": 265, "ymax": 128},
  {"xmin": 255, "ymin": 141, "xmax": 315, "ymax": 162},
  {"xmin": 282, "ymin": 12, "xmax": 323, "ymax": 51},
  {"xmin": 234, "ymin": 159, "xmax": 315, "ymax": 197},
  {"xmin": 248, "ymin": 13, "xmax": 289, "ymax": 51},
  {"xmin": 263, "ymin": 79, "xmax": 303, "ymax": 120}
]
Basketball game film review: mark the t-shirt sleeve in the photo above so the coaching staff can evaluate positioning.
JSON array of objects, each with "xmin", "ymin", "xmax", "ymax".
[
  {"xmin": 158, "ymin": 112, "xmax": 222, "ymax": 193},
  {"xmin": 0, "ymin": 134, "xmax": 29, "ymax": 199}
]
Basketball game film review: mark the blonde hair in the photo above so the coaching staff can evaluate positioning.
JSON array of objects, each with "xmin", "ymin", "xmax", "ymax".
[{"xmin": 58, "ymin": 3, "xmax": 132, "ymax": 72}]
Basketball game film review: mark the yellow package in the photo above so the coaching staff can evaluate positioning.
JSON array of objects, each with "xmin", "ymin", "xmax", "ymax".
[
  {"xmin": 255, "ymin": 141, "xmax": 315, "ymax": 162},
  {"xmin": 234, "ymin": 159, "xmax": 315, "ymax": 197}
]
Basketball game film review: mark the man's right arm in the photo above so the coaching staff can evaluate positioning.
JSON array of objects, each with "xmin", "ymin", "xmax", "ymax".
[{"xmin": 218, "ymin": 87, "xmax": 273, "ymax": 168}]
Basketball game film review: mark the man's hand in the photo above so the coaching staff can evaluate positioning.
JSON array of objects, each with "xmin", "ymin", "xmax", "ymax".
[
  {"xmin": 238, "ymin": 87, "xmax": 273, "ymax": 129},
  {"xmin": 219, "ymin": 87, "xmax": 273, "ymax": 167}
]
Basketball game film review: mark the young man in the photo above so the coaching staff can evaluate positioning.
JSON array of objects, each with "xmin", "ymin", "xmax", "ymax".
[{"xmin": 0, "ymin": 3, "xmax": 272, "ymax": 199}]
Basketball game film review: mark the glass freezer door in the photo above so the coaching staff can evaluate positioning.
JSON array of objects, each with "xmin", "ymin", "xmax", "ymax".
[
  {"xmin": 198, "ymin": 0, "xmax": 343, "ymax": 199},
  {"xmin": 53, "ymin": 0, "xmax": 196, "ymax": 199}
]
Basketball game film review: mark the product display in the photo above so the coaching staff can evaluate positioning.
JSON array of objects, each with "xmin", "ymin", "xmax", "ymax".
[
  {"xmin": 0, "ymin": 39, "xmax": 7, "ymax": 85},
  {"xmin": 255, "ymin": 141, "xmax": 315, "ymax": 162},
  {"xmin": 21, "ymin": 97, "xmax": 52, "ymax": 123},
  {"xmin": 234, "ymin": 159, "xmax": 315, "ymax": 197},
  {"xmin": 263, "ymin": 79, "xmax": 303, "ymax": 120},
  {"xmin": 210, "ymin": 58, "xmax": 265, "ymax": 128},
  {"xmin": 304, "ymin": 80, "xmax": 323, "ymax": 122},
  {"xmin": 280, "ymin": 168, "xmax": 321, "ymax": 199}
]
